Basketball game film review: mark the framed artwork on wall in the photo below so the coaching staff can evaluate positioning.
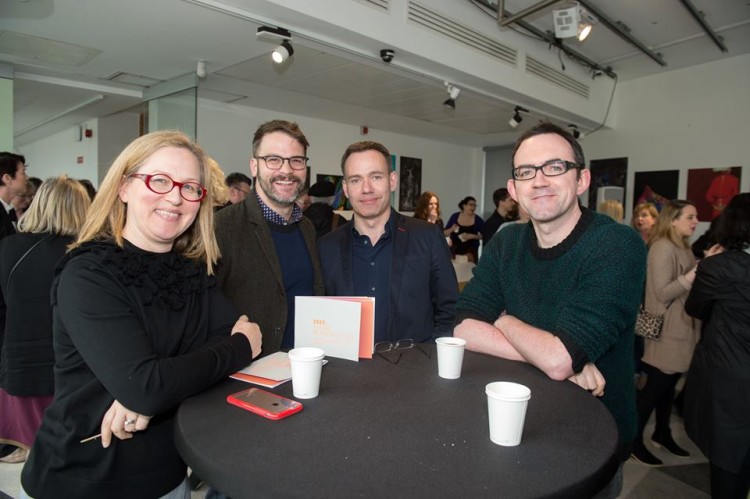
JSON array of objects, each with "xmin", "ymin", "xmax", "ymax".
[
  {"xmin": 316, "ymin": 173, "xmax": 349, "ymax": 210},
  {"xmin": 399, "ymin": 156, "xmax": 421, "ymax": 212},
  {"xmin": 687, "ymin": 166, "xmax": 741, "ymax": 221},
  {"xmin": 633, "ymin": 170, "xmax": 679, "ymax": 212},
  {"xmin": 588, "ymin": 157, "xmax": 628, "ymax": 210}
]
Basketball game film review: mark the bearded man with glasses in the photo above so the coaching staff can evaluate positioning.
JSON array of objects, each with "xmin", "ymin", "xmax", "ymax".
[
  {"xmin": 454, "ymin": 122, "xmax": 645, "ymax": 498},
  {"xmin": 215, "ymin": 120, "xmax": 324, "ymax": 356}
]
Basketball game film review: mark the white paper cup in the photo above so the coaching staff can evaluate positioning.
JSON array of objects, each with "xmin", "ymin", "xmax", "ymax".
[
  {"xmin": 436, "ymin": 337, "xmax": 466, "ymax": 379},
  {"xmin": 288, "ymin": 347, "xmax": 325, "ymax": 399},
  {"xmin": 485, "ymin": 382, "xmax": 531, "ymax": 446}
]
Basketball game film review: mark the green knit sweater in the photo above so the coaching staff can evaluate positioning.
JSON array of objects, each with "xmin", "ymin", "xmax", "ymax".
[{"xmin": 457, "ymin": 209, "xmax": 646, "ymax": 449}]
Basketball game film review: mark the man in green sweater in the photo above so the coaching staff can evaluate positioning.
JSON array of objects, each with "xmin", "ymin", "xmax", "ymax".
[{"xmin": 455, "ymin": 122, "xmax": 645, "ymax": 498}]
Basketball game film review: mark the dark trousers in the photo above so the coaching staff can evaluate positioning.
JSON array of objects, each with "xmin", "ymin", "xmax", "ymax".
[
  {"xmin": 635, "ymin": 363, "xmax": 681, "ymax": 440},
  {"xmin": 710, "ymin": 450, "xmax": 750, "ymax": 499}
]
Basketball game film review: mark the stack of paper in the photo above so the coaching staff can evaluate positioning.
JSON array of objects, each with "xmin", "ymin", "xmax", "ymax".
[{"xmin": 231, "ymin": 351, "xmax": 292, "ymax": 388}]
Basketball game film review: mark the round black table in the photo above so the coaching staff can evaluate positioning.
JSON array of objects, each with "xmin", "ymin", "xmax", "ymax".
[{"xmin": 174, "ymin": 347, "xmax": 619, "ymax": 498}]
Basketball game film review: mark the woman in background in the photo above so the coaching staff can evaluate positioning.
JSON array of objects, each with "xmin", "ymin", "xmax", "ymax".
[
  {"xmin": 413, "ymin": 191, "xmax": 445, "ymax": 232},
  {"xmin": 444, "ymin": 196, "xmax": 484, "ymax": 262},
  {"xmin": 684, "ymin": 193, "xmax": 750, "ymax": 499},
  {"xmin": 0, "ymin": 176, "xmax": 91, "ymax": 464},
  {"xmin": 631, "ymin": 202, "xmax": 658, "ymax": 243},
  {"xmin": 631, "ymin": 200, "xmax": 720, "ymax": 466},
  {"xmin": 599, "ymin": 199, "xmax": 624, "ymax": 222},
  {"xmin": 20, "ymin": 130, "xmax": 262, "ymax": 499},
  {"xmin": 10, "ymin": 178, "xmax": 40, "ymax": 221}
]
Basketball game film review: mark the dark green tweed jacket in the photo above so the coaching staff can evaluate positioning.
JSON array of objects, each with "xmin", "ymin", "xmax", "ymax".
[{"xmin": 457, "ymin": 209, "xmax": 646, "ymax": 452}]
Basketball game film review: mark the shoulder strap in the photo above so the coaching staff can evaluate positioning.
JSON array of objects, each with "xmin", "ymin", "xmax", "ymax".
[{"xmin": 6, "ymin": 235, "xmax": 50, "ymax": 290}]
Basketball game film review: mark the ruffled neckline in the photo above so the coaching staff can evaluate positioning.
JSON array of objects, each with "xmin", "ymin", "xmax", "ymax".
[{"xmin": 65, "ymin": 240, "xmax": 204, "ymax": 310}]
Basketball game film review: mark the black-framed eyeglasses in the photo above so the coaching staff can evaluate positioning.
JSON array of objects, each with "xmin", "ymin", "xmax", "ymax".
[
  {"xmin": 230, "ymin": 185, "xmax": 251, "ymax": 195},
  {"xmin": 128, "ymin": 173, "xmax": 206, "ymax": 202},
  {"xmin": 374, "ymin": 339, "xmax": 431, "ymax": 364},
  {"xmin": 512, "ymin": 160, "xmax": 580, "ymax": 181},
  {"xmin": 255, "ymin": 155, "xmax": 308, "ymax": 171}
]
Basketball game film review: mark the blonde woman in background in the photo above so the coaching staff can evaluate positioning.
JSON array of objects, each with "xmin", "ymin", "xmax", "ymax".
[
  {"xmin": 598, "ymin": 199, "xmax": 624, "ymax": 222},
  {"xmin": 631, "ymin": 200, "xmax": 720, "ymax": 466},
  {"xmin": 631, "ymin": 202, "xmax": 658, "ymax": 243},
  {"xmin": 0, "ymin": 176, "xmax": 91, "ymax": 464}
]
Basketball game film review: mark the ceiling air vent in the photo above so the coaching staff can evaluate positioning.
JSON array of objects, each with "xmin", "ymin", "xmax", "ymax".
[
  {"xmin": 407, "ymin": 1, "xmax": 516, "ymax": 65},
  {"xmin": 526, "ymin": 56, "xmax": 589, "ymax": 99},
  {"xmin": 352, "ymin": 0, "xmax": 388, "ymax": 12}
]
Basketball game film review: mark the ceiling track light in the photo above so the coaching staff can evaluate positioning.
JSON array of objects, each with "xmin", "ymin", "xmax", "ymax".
[
  {"xmin": 568, "ymin": 124, "xmax": 584, "ymax": 140},
  {"xmin": 272, "ymin": 40, "xmax": 294, "ymax": 64},
  {"xmin": 443, "ymin": 82, "xmax": 461, "ymax": 110},
  {"xmin": 256, "ymin": 25, "xmax": 294, "ymax": 64},
  {"xmin": 508, "ymin": 106, "xmax": 529, "ymax": 129},
  {"xmin": 552, "ymin": 2, "xmax": 596, "ymax": 42}
]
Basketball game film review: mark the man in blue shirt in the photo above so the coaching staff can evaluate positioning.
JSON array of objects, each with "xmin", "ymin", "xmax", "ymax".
[{"xmin": 318, "ymin": 141, "xmax": 457, "ymax": 344}]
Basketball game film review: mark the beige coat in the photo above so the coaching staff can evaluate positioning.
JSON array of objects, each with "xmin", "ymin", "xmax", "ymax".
[{"xmin": 642, "ymin": 238, "xmax": 700, "ymax": 373}]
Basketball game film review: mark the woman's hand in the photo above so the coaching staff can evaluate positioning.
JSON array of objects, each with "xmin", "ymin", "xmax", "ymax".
[
  {"xmin": 100, "ymin": 400, "xmax": 151, "ymax": 448},
  {"xmin": 232, "ymin": 314, "xmax": 263, "ymax": 359},
  {"xmin": 703, "ymin": 243, "xmax": 724, "ymax": 258}
]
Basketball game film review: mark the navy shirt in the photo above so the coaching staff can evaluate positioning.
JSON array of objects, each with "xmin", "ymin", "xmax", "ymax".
[{"xmin": 351, "ymin": 216, "xmax": 394, "ymax": 342}]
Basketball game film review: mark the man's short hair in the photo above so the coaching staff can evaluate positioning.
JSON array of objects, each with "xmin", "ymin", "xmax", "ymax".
[
  {"xmin": 28, "ymin": 176, "xmax": 43, "ymax": 190},
  {"xmin": 493, "ymin": 188, "xmax": 511, "ymax": 207},
  {"xmin": 340, "ymin": 141, "xmax": 390, "ymax": 174},
  {"xmin": 0, "ymin": 152, "xmax": 26, "ymax": 183},
  {"xmin": 511, "ymin": 122, "xmax": 586, "ymax": 170},
  {"xmin": 226, "ymin": 172, "xmax": 253, "ymax": 188},
  {"xmin": 252, "ymin": 120, "xmax": 309, "ymax": 157}
]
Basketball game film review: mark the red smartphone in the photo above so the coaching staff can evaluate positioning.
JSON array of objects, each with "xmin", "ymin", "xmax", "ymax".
[{"xmin": 227, "ymin": 387, "xmax": 303, "ymax": 420}]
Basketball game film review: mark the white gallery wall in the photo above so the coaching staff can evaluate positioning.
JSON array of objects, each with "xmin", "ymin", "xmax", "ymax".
[
  {"xmin": 19, "ymin": 119, "xmax": 100, "ymax": 182},
  {"xmin": 582, "ymin": 53, "xmax": 750, "ymax": 223}
]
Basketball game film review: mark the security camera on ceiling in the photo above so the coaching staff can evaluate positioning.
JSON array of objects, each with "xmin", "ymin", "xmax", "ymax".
[{"xmin": 380, "ymin": 49, "xmax": 394, "ymax": 63}]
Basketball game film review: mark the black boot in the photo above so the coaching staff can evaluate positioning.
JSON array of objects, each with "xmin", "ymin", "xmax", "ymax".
[
  {"xmin": 631, "ymin": 439, "xmax": 663, "ymax": 466},
  {"xmin": 651, "ymin": 431, "xmax": 690, "ymax": 457}
]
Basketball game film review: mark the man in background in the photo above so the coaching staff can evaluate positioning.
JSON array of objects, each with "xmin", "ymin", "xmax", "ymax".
[
  {"xmin": 304, "ymin": 180, "xmax": 347, "ymax": 239},
  {"xmin": 225, "ymin": 172, "xmax": 253, "ymax": 205},
  {"xmin": 215, "ymin": 120, "xmax": 324, "ymax": 354},
  {"xmin": 0, "ymin": 153, "xmax": 28, "ymax": 238},
  {"xmin": 455, "ymin": 122, "xmax": 645, "ymax": 497},
  {"xmin": 482, "ymin": 187, "xmax": 517, "ymax": 245},
  {"xmin": 0, "ymin": 151, "xmax": 28, "ymax": 462},
  {"xmin": 318, "ymin": 141, "xmax": 456, "ymax": 344}
]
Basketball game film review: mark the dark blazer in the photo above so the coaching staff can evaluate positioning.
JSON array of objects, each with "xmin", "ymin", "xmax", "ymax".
[
  {"xmin": 684, "ymin": 250, "xmax": 750, "ymax": 474},
  {"xmin": 215, "ymin": 190, "xmax": 324, "ymax": 355},
  {"xmin": 0, "ymin": 206, "xmax": 16, "ymax": 242},
  {"xmin": 318, "ymin": 209, "xmax": 458, "ymax": 343},
  {"xmin": 0, "ymin": 232, "xmax": 72, "ymax": 396}
]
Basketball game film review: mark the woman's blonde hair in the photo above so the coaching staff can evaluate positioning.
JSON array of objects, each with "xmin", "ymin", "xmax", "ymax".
[
  {"xmin": 598, "ymin": 199, "xmax": 623, "ymax": 222},
  {"xmin": 648, "ymin": 199, "xmax": 695, "ymax": 249},
  {"xmin": 70, "ymin": 130, "xmax": 222, "ymax": 274},
  {"xmin": 18, "ymin": 175, "xmax": 91, "ymax": 236},
  {"xmin": 630, "ymin": 202, "xmax": 658, "ymax": 230},
  {"xmin": 206, "ymin": 156, "xmax": 229, "ymax": 208}
]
